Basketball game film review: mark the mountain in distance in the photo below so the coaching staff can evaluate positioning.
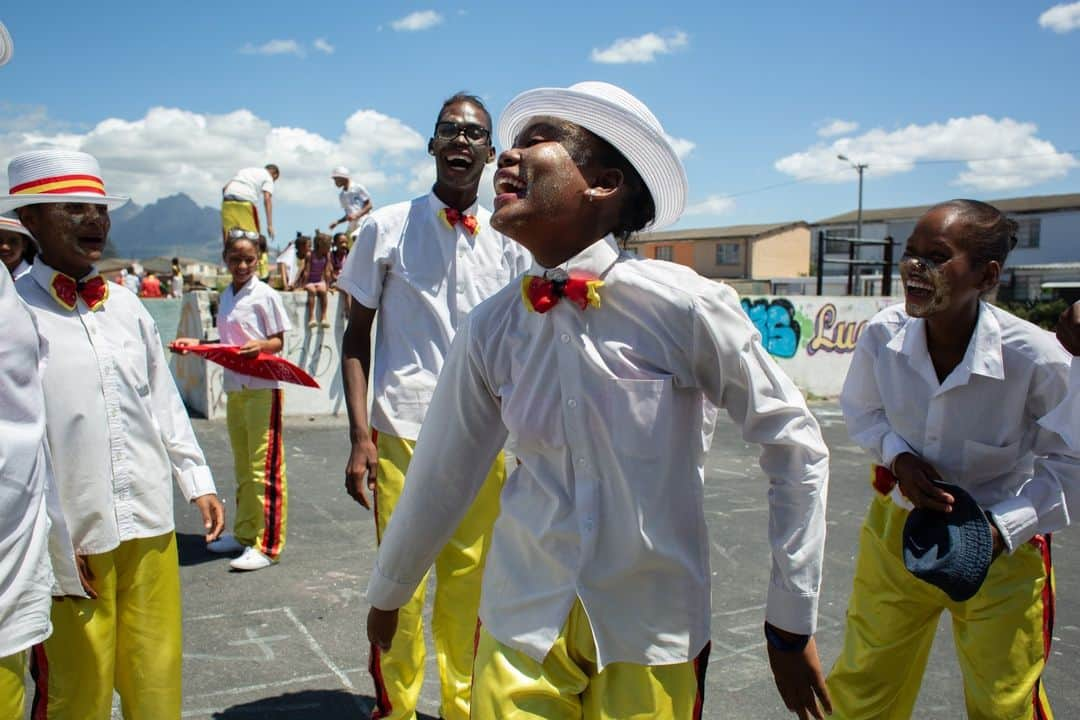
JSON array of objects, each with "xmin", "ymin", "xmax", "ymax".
[{"xmin": 106, "ymin": 193, "xmax": 221, "ymax": 261}]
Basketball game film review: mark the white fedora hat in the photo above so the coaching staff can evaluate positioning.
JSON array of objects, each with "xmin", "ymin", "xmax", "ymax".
[
  {"xmin": 330, "ymin": 165, "xmax": 350, "ymax": 179},
  {"xmin": 0, "ymin": 216, "xmax": 33, "ymax": 238},
  {"xmin": 497, "ymin": 81, "xmax": 687, "ymax": 231},
  {"xmin": 0, "ymin": 149, "xmax": 129, "ymax": 214},
  {"xmin": 0, "ymin": 22, "xmax": 13, "ymax": 67}
]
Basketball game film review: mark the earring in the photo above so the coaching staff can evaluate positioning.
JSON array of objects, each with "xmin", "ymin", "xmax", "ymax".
[{"xmin": 585, "ymin": 189, "xmax": 597, "ymax": 202}]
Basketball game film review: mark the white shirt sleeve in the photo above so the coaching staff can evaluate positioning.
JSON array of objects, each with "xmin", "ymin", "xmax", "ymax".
[
  {"xmin": 259, "ymin": 288, "xmax": 293, "ymax": 336},
  {"xmin": 366, "ymin": 317, "xmax": 508, "ymax": 610},
  {"xmin": 337, "ymin": 217, "xmax": 387, "ymax": 310},
  {"xmin": 839, "ymin": 327, "xmax": 916, "ymax": 467},
  {"xmin": 139, "ymin": 312, "xmax": 216, "ymax": 501},
  {"xmin": 689, "ymin": 285, "xmax": 829, "ymax": 635}
]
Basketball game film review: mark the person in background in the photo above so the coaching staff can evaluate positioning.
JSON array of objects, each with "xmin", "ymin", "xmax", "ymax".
[
  {"xmin": 328, "ymin": 166, "xmax": 373, "ymax": 238},
  {"xmin": 301, "ymin": 232, "xmax": 333, "ymax": 329},
  {"xmin": 221, "ymin": 164, "xmax": 278, "ymax": 244},
  {"xmin": 0, "ymin": 215, "xmax": 35, "ymax": 278},
  {"xmin": 257, "ymin": 235, "xmax": 271, "ymax": 282},
  {"xmin": 275, "ymin": 233, "xmax": 309, "ymax": 291},
  {"xmin": 140, "ymin": 270, "xmax": 162, "ymax": 298},
  {"xmin": 171, "ymin": 257, "xmax": 184, "ymax": 298},
  {"xmin": 330, "ymin": 232, "xmax": 350, "ymax": 318},
  {"xmin": 123, "ymin": 264, "xmax": 140, "ymax": 295}
]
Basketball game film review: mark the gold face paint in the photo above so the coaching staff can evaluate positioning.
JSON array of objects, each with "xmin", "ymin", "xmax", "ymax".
[{"xmin": 900, "ymin": 254, "xmax": 952, "ymax": 318}]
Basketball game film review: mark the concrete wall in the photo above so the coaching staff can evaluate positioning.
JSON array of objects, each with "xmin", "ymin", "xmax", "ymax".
[
  {"xmin": 750, "ymin": 226, "xmax": 811, "ymax": 279},
  {"xmin": 170, "ymin": 289, "xmax": 348, "ymax": 419}
]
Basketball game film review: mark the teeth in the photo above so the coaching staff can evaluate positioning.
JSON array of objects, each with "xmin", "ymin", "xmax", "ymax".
[
  {"xmin": 906, "ymin": 280, "xmax": 933, "ymax": 291},
  {"xmin": 495, "ymin": 174, "xmax": 526, "ymax": 194}
]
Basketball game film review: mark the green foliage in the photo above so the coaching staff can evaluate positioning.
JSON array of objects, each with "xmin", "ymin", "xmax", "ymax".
[{"xmin": 993, "ymin": 299, "xmax": 1068, "ymax": 330}]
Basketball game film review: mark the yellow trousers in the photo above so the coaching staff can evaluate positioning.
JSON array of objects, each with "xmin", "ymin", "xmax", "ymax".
[
  {"xmin": 472, "ymin": 599, "xmax": 711, "ymax": 719},
  {"xmin": 32, "ymin": 532, "xmax": 182, "ymax": 720},
  {"xmin": 221, "ymin": 200, "xmax": 259, "ymax": 236},
  {"xmin": 827, "ymin": 490, "xmax": 1055, "ymax": 720},
  {"xmin": 0, "ymin": 650, "xmax": 26, "ymax": 720},
  {"xmin": 227, "ymin": 388, "xmax": 287, "ymax": 558},
  {"xmin": 368, "ymin": 432, "xmax": 504, "ymax": 720}
]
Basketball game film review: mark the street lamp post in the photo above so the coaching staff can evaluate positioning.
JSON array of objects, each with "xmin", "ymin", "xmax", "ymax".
[{"xmin": 838, "ymin": 154, "xmax": 868, "ymax": 294}]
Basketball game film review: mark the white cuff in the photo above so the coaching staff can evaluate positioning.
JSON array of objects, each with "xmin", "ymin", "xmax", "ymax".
[
  {"xmin": 335, "ymin": 277, "xmax": 378, "ymax": 310},
  {"xmin": 987, "ymin": 495, "xmax": 1038, "ymax": 553},
  {"xmin": 366, "ymin": 561, "xmax": 423, "ymax": 611},
  {"xmin": 765, "ymin": 580, "xmax": 818, "ymax": 636},
  {"xmin": 178, "ymin": 465, "xmax": 217, "ymax": 502},
  {"xmin": 881, "ymin": 432, "xmax": 915, "ymax": 469}
]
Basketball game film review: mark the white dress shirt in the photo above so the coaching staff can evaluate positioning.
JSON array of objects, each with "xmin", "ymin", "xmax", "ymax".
[
  {"xmin": 841, "ymin": 302, "xmax": 1079, "ymax": 552},
  {"xmin": 11, "ymin": 259, "xmax": 31, "ymax": 280},
  {"xmin": 216, "ymin": 276, "xmax": 292, "ymax": 392},
  {"xmin": 0, "ymin": 269, "xmax": 82, "ymax": 656},
  {"xmin": 17, "ymin": 260, "xmax": 217, "ymax": 556},
  {"xmin": 1041, "ymin": 357, "xmax": 1080, "ymax": 452},
  {"xmin": 367, "ymin": 236, "xmax": 829, "ymax": 668},
  {"xmin": 339, "ymin": 182, "xmax": 372, "ymax": 233},
  {"xmin": 224, "ymin": 167, "xmax": 274, "ymax": 204},
  {"xmin": 337, "ymin": 191, "xmax": 532, "ymax": 440}
]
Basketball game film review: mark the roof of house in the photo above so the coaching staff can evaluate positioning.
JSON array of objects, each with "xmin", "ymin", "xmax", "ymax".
[
  {"xmin": 815, "ymin": 193, "xmax": 1080, "ymax": 225},
  {"xmin": 630, "ymin": 221, "xmax": 808, "ymax": 244}
]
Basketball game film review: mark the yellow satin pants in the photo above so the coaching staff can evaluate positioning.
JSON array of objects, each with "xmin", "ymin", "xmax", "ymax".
[
  {"xmin": 227, "ymin": 388, "xmax": 287, "ymax": 558},
  {"xmin": 0, "ymin": 650, "xmax": 26, "ymax": 720},
  {"xmin": 368, "ymin": 432, "xmax": 504, "ymax": 720}
]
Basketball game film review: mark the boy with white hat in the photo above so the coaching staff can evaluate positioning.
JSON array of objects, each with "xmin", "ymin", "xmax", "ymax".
[
  {"xmin": 328, "ymin": 166, "xmax": 373, "ymax": 238},
  {"xmin": 365, "ymin": 82, "xmax": 832, "ymax": 719},
  {"xmin": 5, "ymin": 148, "xmax": 226, "ymax": 719}
]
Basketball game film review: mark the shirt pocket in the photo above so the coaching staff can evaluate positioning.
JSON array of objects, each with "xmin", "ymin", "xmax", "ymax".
[
  {"xmin": 605, "ymin": 377, "xmax": 672, "ymax": 459},
  {"xmin": 962, "ymin": 438, "xmax": 1021, "ymax": 480}
]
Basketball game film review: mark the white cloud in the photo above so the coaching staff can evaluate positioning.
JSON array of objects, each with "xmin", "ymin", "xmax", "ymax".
[
  {"xmin": 1039, "ymin": 2, "xmax": 1080, "ymax": 32},
  {"xmin": 664, "ymin": 133, "xmax": 695, "ymax": 159},
  {"xmin": 238, "ymin": 39, "xmax": 304, "ymax": 57},
  {"xmin": 0, "ymin": 106, "xmax": 427, "ymax": 209},
  {"xmin": 684, "ymin": 195, "xmax": 736, "ymax": 216},
  {"xmin": 391, "ymin": 10, "xmax": 443, "ymax": 31},
  {"xmin": 817, "ymin": 119, "xmax": 859, "ymax": 138},
  {"xmin": 590, "ymin": 31, "xmax": 688, "ymax": 64},
  {"xmin": 313, "ymin": 38, "xmax": 335, "ymax": 54},
  {"xmin": 774, "ymin": 115, "xmax": 1077, "ymax": 191}
]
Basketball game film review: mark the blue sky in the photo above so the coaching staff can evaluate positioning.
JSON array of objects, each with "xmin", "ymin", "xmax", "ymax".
[{"xmin": 1, "ymin": 1, "xmax": 1078, "ymax": 249}]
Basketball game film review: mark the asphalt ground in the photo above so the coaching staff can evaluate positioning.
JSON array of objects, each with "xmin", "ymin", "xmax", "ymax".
[{"xmin": 44, "ymin": 402, "xmax": 1080, "ymax": 719}]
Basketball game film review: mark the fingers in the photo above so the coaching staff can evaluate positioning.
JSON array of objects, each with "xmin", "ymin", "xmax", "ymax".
[
  {"xmin": 345, "ymin": 471, "xmax": 371, "ymax": 509},
  {"xmin": 812, "ymin": 667, "xmax": 833, "ymax": 715},
  {"xmin": 76, "ymin": 556, "xmax": 98, "ymax": 600}
]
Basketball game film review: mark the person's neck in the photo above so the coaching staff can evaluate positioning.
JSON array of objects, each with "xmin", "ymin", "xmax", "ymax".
[
  {"xmin": 42, "ymin": 254, "xmax": 92, "ymax": 280},
  {"xmin": 232, "ymin": 276, "xmax": 252, "ymax": 293},
  {"xmin": 925, "ymin": 300, "xmax": 980, "ymax": 357},
  {"xmin": 433, "ymin": 184, "xmax": 478, "ymax": 212}
]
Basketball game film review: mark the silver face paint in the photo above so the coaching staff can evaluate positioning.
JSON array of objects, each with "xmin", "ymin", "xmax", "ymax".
[{"xmin": 900, "ymin": 254, "xmax": 952, "ymax": 317}]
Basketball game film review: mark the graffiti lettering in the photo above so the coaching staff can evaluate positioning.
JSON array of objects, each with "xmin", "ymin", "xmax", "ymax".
[
  {"xmin": 740, "ymin": 298, "xmax": 800, "ymax": 359},
  {"xmin": 807, "ymin": 303, "xmax": 866, "ymax": 355}
]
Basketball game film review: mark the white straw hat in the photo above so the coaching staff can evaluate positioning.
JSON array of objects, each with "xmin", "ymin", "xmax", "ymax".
[
  {"xmin": 497, "ymin": 81, "xmax": 687, "ymax": 231},
  {"xmin": 0, "ymin": 216, "xmax": 33, "ymax": 238},
  {"xmin": 330, "ymin": 166, "xmax": 350, "ymax": 179},
  {"xmin": 0, "ymin": 149, "xmax": 129, "ymax": 214},
  {"xmin": 0, "ymin": 22, "xmax": 13, "ymax": 67}
]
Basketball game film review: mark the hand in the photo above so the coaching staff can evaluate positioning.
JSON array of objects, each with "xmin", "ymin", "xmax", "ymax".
[
  {"xmin": 1056, "ymin": 301, "xmax": 1080, "ymax": 356},
  {"xmin": 329, "ymin": 220, "xmax": 338, "ymax": 229},
  {"xmin": 237, "ymin": 340, "xmax": 263, "ymax": 358},
  {"xmin": 367, "ymin": 606, "xmax": 398, "ymax": 652},
  {"xmin": 171, "ymin": 337, "xmax": 200, "ymax": 354},
  {"xmin": 892, "ymin": 453, "xmax": 954, "ymax": 512},
  {"xmin": 75, "ymin": 555, "xmax": 98, "ymax": 599},
  {"xmin": 766, "ymin": 627, "xmax": 832, "ymax": 719},
  {"xmin": 267, "ymin": 224, "xmax": 275, "ymax": 240},
  {"xmin": 345, "ymin": 436, "xmax": 378, "ymax": 509},
  {"xmin": 194, "ymin": 494, "xmax": 226, "ymax": 542}
]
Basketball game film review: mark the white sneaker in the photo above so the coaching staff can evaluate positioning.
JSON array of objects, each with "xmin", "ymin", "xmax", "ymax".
[
  {"xmin": 230, "ymin": 546, "xmax": 275, "ymax": 571},
  {"xmin": 206, "ymin": 533, "xmax": 244, "ymax": 554}
]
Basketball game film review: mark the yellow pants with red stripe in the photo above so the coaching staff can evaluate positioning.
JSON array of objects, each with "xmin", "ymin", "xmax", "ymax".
[
  {"xmin": 1, "ymin": 650, "xmax": 27, "ymax": 720},
  {"xmin": 227, "ymin": 388, "xmax": 287, "ymax": 558},
  {"xmin": 472, "ymin": 599, "xmax": 711, "ymax": 719},
  {"xmin": 827, "ymin": 478, "xmax": 1055, "ymax": 720},
  {"xmin": 221, "ymin": 200, "xmax": 259, "ymax": 237},
  {"xmin": 368, "ymin": 432, "xmax": 504, "ymax": 720},
  {"xmin": 31, "ymin": 532, "xmax": 182, "ymax": 719}
]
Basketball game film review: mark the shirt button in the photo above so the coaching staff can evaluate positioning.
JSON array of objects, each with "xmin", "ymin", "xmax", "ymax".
[
  {"xmin": 560, "ymin": 333, "xmax": 570, "ymax": 344},
  {"xmin": 567, "ymin": 398, "xmax": 578, "ymax": 409}
]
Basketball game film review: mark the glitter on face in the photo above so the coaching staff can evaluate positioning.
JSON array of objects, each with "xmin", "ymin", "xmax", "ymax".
[{"xmin": 900, "ymin": 254, "xmax": 952, "ymax": 317}]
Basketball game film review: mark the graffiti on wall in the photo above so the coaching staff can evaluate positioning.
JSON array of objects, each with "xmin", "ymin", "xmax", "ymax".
[
  {"xmin": 740, "ymin": 298, "xmax": 801, "ymax": 358},
  {"xmin": 741, "ymin": 297, "xmax": 874, "ymax": 359},
  {"xmin": 806, "ymin": 303, "xmax": 867, "ymax": 355}
]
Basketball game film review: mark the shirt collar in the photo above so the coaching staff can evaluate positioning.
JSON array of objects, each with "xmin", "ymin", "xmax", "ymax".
[
  {"xmin": 527, "ymin": 235, "xmax": 620, "ymax": 278},
  {"xmin": 228, "ymin": 275, "xmax": 258, "ymax": 298},
  {"xmin": 887, "ymin": 301, "xmax": 1004, "ymax": 388},
  {"xmin": 30, "ymin": 258, "xmax": 102, "ymax": 292},
  {"xmin": 427, "ymin": 190, "xmax": 479, "ymax": 218}
]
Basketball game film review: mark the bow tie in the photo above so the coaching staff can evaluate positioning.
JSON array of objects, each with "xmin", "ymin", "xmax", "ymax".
[
  {"xmin": 50, "ymin": 272, "xmax": 108, "ymax": 311},
  {"xmin": 521, "ymin": 272, "xmax": 604, "ymax": 314},
  {"xmin": 439, "ymin": 207, "xmax": 479, "ymax": 236}
]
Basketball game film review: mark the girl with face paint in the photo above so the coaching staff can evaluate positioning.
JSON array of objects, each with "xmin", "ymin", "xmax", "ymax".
[{"xmin": 827, "ymin": 200, "xmax": 1080, "ymax": 718}]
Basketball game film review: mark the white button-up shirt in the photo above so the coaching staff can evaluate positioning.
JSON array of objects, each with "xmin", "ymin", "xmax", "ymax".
[
  {"xmin": 11, "ymin": 259, "xmax": 31, "ymax": 280},
  {"xmin": 0, "ymin": 269, "xmax": 81, "ymax": 656},
  {"xmin": 17, "ymin": 260, "xmax": 217, "ymax": 556},
  {"xmin": 367, "ymin": 236, "xmax": 829, "ymax": 668},
  {"xmin": 1042, "ymin": 357, "xmax": 1080, "ymax": 451},
  {"xmin": 840, "ymin": 302, "xmax": 1079, "ymax": 552},
  {"xmin": 337, "ymin": 192, "xmax": 531, "ymax": 440},
  {"xmin": 223, "ymin": 167, "xmax": 274, "ymax": 204},
  {"xmin": 217, "ymin": 276, "xmax": 292, "ymax": 392},
  {"xmin": 339, "ymin": 182, "xmax": 371, "ymax": 233}
]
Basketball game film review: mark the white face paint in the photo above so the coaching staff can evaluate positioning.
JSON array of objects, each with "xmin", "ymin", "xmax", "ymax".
[{"xmin": 900, "ymin": 254, "xmax": 952, "ymax": 317}]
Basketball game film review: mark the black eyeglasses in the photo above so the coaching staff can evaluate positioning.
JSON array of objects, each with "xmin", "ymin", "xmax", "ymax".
[{"xmin": 434, "ymin": 121, "xmax": 491, "ymax": 143}]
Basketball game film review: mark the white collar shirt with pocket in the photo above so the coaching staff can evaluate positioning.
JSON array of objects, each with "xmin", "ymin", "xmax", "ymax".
[
  {"xmin": 216, "ymin": 276, "xmax": 292, "ymax": 392},
  {"xmin": 336, "ymin": 191, "xmax": 532, "ymax": 440},
  {"xmin": 366, "ymin": 235, "xmax": 829, "ymax": 669},
  {"xmin": 840, "ymin": 302, "xmax": 1080, "ymax": 553}
]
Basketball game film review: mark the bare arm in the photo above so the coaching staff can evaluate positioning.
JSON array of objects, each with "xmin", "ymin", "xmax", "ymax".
[
  {"xmin": 263, "ymin": 190, "xmax": 274, "ymax": 238},
  {"xmin": 342, "ymin": 301, "xmax": 378, "ymax": 508}
]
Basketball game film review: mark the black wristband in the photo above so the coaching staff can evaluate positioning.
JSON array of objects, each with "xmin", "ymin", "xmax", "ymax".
[{"xmin": 764, "ymin": 622, "xmax": 810, "ymax": 652}]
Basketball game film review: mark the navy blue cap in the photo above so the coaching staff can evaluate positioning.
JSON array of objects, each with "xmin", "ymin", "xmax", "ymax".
[{"xmin": 902, "ymin": 482, "xmax": 993, "ymax": 603}]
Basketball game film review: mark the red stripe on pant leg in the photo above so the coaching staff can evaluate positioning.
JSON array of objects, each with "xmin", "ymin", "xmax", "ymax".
[
  {"xmin": 29, "ymin": 642, "xmax": 49, "ymax": 720},
  {"xmin": 692, "ymin": 642, "xmax": 711, "ymax": 720},
  {"xmin": 368, "ymin": 644, "xmax": 393, "ymax": 719},
  {"xmin": 260, "ymin": 390, "xmax": 284, "ymax": 557}
]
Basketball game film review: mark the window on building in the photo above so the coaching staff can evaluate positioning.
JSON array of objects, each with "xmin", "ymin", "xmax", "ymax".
[
  {"xmin": 1013, "ymin": 217, "xmax": 1041, "ymax": 249},
  {"xmin": 654, "ymin": 245, "xmax": 673, "ymax": 261},
  {"xmin": 625, "ymin": 246, "xmax": 640, "ymax": 256},
  {"xmin": 823, "ymin": 228, "xmax": 855, "ymax": 255},
  {"xmin": 715, "ymin": 242, "xmax": 740, "ymax": 265}
]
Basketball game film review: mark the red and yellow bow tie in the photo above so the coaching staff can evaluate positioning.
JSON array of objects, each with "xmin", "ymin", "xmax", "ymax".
[
  {"xmin": 521, "ymin": 273, "xmax": 604, "ymax": 314},
  {"xmin": 439, "ymin": 207, "xmax": 479, "ymax": 236},
  {"xmin": 50, "ymin": 272, "xmax": 108, "ymax": 311}
]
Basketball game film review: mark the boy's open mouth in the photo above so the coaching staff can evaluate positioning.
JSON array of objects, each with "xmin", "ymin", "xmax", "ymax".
[
  {"xmin": 444, "ymin": 151, "xmax": 473, "ymax": 171},
  {"xmin": 493, "ymin": 169, "xmax": 527, "ymax": 209},
  {"xmin": 904, "ymin": 276, "xmax": 934, "ymax": 302}
]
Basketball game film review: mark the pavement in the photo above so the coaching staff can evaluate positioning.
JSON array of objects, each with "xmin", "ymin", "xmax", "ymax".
[{"xmin": 96, "ymin": 403, "xmax": 1080, "ymax": 717}]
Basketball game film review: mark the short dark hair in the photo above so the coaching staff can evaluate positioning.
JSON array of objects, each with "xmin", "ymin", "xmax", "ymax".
[
  {"xmin": 933, "ymin": 199, "xmax": 1018, "ymax": 268},
  {"xmin": 265, "ymin": 163, "xmax": 280, "ymax": 176},
  {"xmin": 437, "ymin": 92, "xmax": 492, "ymax": 132},
  {"xmin": 223, "ymin": 234, "xmax": 258, "ymax": 256}
]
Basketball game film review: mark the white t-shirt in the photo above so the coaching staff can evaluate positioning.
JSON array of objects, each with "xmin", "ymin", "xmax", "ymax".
[
  {"xmin": 217, "ymin": 277, "xmax": 292, "ymax": 391},
  {"xmin": 340, "ymin": 182, "xmax": 372, "ymax": 228},
  {"xmin": 224, "ymin": 167, "xmax": 275, "ymax": 205},
  {"xmin": 275, "ymin": 243, "xmax": 305, "ymax": 288}
]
